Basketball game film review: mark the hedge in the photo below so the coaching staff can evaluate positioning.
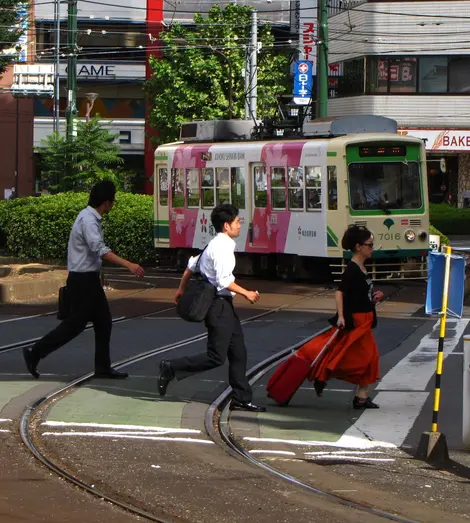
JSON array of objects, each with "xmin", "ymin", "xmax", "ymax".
[
  {"xmin": 0, "ymin": 192, "xmax": 154, "ymax": 264},
  {"xmin": 430, "ymin": 203, "xmax": 470, "ymax": 236},
  {"xmin": 0, "ymin": 193, "xmax": 451, "ymax": 262}
]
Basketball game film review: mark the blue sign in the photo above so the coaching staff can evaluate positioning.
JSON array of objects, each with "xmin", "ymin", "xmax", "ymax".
[
  {"xmin": 293, "ymin": 61, "xmax": 313, "ymax": 106},
  {"xmin": 425, "ymin": 252, "xmax": 465, "ymax": 318}
]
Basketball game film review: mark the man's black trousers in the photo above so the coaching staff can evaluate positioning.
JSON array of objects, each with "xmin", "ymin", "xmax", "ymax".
[
  {"xmin": 31, "ymin": 271, "xmax": 112, "ymax": 371},
  {"xmin": 170, "ymin": 296, "xmax": 252, "ymax": 404}
]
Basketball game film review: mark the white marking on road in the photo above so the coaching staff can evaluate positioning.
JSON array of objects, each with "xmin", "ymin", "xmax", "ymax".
[
  {"xmin": 249, "ymin": 450, "xmax": 296, "ymax": 456},
  {"xmin": 339, "ymin": 319, "xmax": 468, "ymax": 448},
  {"xmin": 309, "ymin": 455, "xmax": 395, "ymax": 462},
  {"xmin": 337, "ymin": 392, "xmax": 429, "ymax": 448},
  {"xmin": 243, "ymin": 436, "xmax": 395, "ymax": 449},
  {"xmin": 377, "ymin": 319, "xmax": 468, "ymax": 392},
  {"xmin": 0, "ymin": 429, "xmax": 11, "ymax": 433},
  {"xmin": 42, "ymin": 432, "xmax": 214, "ymax": 444},
  {"xmin": 42, "ymin": 421, "xmax": 200, "ymax": 433},
  {"xmin": 151, "ymin": 465, "xmax": 161, "ymax": 469},
  {"xmin": 305, "ymin": 450, "xmax": 385, "ymax": 456},
  {"xmin": 0, "ymin": 419, "xmax": 12, "ymax": 423},
  {"xmin": 0, "ymin": 313, "xmax": 49, "ymax": 324}
]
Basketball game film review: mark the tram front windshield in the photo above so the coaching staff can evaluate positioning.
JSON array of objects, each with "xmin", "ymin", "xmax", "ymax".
[{"xmin": 348, "ymin": 162, "xmax": 421, "ymax": 211}]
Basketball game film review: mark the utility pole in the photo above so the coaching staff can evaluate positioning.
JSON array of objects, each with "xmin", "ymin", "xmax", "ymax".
[
  {"xmin": 317, "ymin": 0, "xmax": 328, "ymax": 118},
  {"xmin": 65, "ymin": 0, "xmax": 77, "ymax": 142},
  {"xmin": 249, "ymin": 10, "xmax": 258, "ymax": 120},
  {"xmin": 54, "ymin": 0, "xmax": 60, "ymax": 135}
]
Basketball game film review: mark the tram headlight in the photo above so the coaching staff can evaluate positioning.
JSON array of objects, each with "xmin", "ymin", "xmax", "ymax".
[
  {"xmin": 405, "ymin": 229, "xmax": 416, "ymax": 242},
  {"xmin": 419, "ymin": 231, "xmax": 427, "ymax": 241}
]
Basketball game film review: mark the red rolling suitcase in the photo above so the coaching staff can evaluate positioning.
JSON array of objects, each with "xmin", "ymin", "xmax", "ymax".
[{"xmin": 266, "ymin": 329, "xmax": 339, "ymax": 406}]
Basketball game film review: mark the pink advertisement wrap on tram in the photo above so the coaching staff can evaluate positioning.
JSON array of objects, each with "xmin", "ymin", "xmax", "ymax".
[
  {"xmin": 168, "ymin": 140, "xmax": 313, "ymax": 254},
  {"xmin": 169, "ymin": 144, "xmax": 211, "ymax": 248},
  {"xmin": 245, "ymin": 141, "xmax": 306, "ymax": 253}
]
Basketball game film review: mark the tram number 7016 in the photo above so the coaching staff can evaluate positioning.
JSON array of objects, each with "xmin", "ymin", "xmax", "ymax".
[{"xmin": 378, "ymin": 233, "xmax": 401, "ymax": 241}]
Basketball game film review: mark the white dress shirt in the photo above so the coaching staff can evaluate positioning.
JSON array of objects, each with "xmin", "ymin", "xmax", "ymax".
[
  {"xmin": 188, "ymin": 233, "xmax": 236, "ymax": 297},
  {"xmin": 67, "ymin": 206, "xmax": 111, "ymax": 272}
]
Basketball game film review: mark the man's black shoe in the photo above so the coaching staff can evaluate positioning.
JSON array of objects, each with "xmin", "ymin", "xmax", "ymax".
[
  {"xmin": 23, "ymin": 347, "xmax": 40, "ymax": 379},
  {"xmin": 158, "ymin": 360, "xmax": 174, "ymax": 397},
  {"xmin": 229, "ymin": 400, "xmax": 266, "ymax": 413},
  {"xmin": 94, "ymin": 368, "xmax": 129, "ymax": 379}
]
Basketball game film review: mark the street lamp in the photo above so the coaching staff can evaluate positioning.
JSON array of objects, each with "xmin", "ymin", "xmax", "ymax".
[{"xmin": 85, "ymin": 92, "xmax": 99, "ymax": 122}]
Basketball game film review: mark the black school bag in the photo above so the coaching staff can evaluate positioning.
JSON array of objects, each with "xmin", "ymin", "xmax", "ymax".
[{"xmin": 176, "ymin": 246, "xmax": 216, "ymax": 322}]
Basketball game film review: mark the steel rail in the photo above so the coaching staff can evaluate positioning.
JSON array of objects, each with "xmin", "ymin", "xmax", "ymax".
[
  {"xmin": 19, "ymin": 290, "xmax": 327, "ymax": 522},
  {"xmin": 205, "ymin": 332, "xmax": 419, "ymax": 523}
]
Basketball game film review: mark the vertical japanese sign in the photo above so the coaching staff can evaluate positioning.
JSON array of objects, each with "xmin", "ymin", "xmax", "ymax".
[
  {"xmin": 293, "ymin": 61, "xmax": 313, "ymax": 105},
  {"xmin": 297, "ymin": 0, "xmax": 317, "ymax": 74}
]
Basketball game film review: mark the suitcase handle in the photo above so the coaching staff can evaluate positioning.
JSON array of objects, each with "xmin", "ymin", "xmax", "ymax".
[{"xmin": 309, "ymin": 328, "xmax": 339, "ymax": 369}]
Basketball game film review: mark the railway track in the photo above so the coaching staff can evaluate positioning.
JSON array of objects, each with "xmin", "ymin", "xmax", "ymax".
[
  {"xmin": 17, "ymin": 291, "xmax": 332, "ymax": 522},
  {"xmin": 206, "ymin": 335, "xmax": 419, "ymax": 523},
  {"xmin": 9, "ymin": 284, "xmax": 422, "ymax": 523}
]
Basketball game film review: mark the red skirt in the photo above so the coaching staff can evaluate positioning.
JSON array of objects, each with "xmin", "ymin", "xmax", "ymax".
[{"xmin": 297, "ymin": 312, "xmax": 380, "ymax": 387}]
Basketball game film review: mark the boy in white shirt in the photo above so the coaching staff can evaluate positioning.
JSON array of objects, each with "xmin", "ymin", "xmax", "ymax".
[{"xmin": 158, "ymin": 204, "xmax": 266, "ymax": 412}]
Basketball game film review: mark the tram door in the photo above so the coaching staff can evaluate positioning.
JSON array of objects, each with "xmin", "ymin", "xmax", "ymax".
[
  {"xmin": 155, "ymin": 163, "xmax": 170, "ymax": 246},
  {"xmin": 249, "ymin": 163, "xmax": 269, "ymax": 249}
]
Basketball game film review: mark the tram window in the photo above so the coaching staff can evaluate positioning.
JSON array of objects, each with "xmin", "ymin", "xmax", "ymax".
[
  {"xmin": 158, "ymin": 167, "xmax": 168, "ymax": 206},
  {"xmin": 271, "ymin": 167, "xmax": 286, "ymax": 210},
  {"xmin": 254, "ymin": 165, "xmax": 267, "ymax": 208},
  {"xmin": 288, "ymin": 167, "xmax": 304, "ymax": 211},
  {"xmin": 171, "ymin": 168, "xmax": 184, "ymax": 207},
  {"xmin": 202, "ymin": 168, "xmax": 215, "ymax": 208},
  {"xmin": 186, "ymin": 168, "xmax": 200, "ymax": 208},
  {"xmin": 327, "ymin": 166, "xmax": 338, "ymax": 210},
  {"xmin": 305, "ymin": 166, "xmax": 322, "ymax": 211},
  {"xmin": 216, "ymin": 167, "xmax": 231, "ymax": 204},
  {"xmin": 231, "ymin": 167, "xmax": 245, "ymax": 209}
]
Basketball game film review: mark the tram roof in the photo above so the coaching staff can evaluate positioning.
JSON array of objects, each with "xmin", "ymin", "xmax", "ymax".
[{"xmin": 175, "ymin": 115, "xmax": 402, "ymax": 144}]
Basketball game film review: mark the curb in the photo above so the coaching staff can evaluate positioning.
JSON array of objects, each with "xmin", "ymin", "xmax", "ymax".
[{"xmin": 0, "ymin": 272, "xmax": 66, "ymax": 303}]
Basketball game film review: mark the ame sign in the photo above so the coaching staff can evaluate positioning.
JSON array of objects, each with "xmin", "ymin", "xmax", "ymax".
[{"xmin": 58, "ymin": 63, "xmax": 145, "ymax": 80}]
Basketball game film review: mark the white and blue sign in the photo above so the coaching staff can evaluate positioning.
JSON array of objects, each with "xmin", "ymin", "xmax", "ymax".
[
  {"xmin": 293, "ymin": 60, "xmax": 313, "ymax": 105},
  {"xmin": 425, "ymin": 252, "xmax": 465, "ymax": 318}
]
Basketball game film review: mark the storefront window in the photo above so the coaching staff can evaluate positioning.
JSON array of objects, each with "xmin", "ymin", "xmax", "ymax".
[
  {"xmin": 449, "ymin": 57, "xmax": 470, "ymax": 93},
  {"xmin": 337, "ymin": 59, "xmax": 364, "ymax": 97},
  {"xmin": 367, "ymin": 58, "xmax": 388, "ymax": 93},
  {"xmin": 419, "ymin": 57, "xmax": 448, "ymax": 93},
  {"xmin": 389, "ymin": 58, "xmax": 417, "ymax": 93}
]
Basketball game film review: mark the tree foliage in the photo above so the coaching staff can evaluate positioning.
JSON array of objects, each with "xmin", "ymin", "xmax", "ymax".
[
  {"xmin": 36, "ymin": 118, "xmax": 127, "ymax": 192},
  {"xmin": 145, "ymin": 4, "xmax": 291, "ymax": 144},
  {"xmin": 0, "ymin": 0, "xmax": 26, "ymax": 74}
]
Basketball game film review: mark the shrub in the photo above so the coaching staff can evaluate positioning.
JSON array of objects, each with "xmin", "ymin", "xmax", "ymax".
[
  {"xmin": 430, "ymin": 203, "xmax": 470, "ymax": 235},
  {"xmin": 3, "ymin": 192, "xmax": 154, "ymax": 264}
]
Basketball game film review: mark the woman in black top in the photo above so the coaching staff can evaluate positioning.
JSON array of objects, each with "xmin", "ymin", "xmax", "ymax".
[{"xmin": 298, "ymin": 225, "xmax": 383, "ymax": 409}]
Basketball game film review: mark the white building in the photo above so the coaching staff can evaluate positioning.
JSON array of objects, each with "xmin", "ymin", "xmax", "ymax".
[{"xmin": 327, "ymin": 0, "xmax": 470, "ymax": 206}]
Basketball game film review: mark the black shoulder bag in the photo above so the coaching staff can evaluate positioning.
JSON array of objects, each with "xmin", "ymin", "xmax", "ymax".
[{"xmin": 176, "ymin": 246, "xmax": 216, "ymax": 322}]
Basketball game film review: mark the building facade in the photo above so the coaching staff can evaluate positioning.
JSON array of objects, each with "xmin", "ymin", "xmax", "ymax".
[
  {"xmin": 31, "ymin": 0, "xmax": 291, "ymax": 194},
  {"xmin": 327, "ymin": 0, "xmax": 470, "ymax": 206}
]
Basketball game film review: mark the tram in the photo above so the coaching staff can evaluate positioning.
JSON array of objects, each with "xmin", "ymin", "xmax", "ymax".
[{"xmin": 153, "ymin": 116, "xmax": 430, "ymax": 280}]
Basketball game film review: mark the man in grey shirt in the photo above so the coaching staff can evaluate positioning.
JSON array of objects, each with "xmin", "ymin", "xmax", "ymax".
[{"xmin": 23, "ymin": 181, "xmax": 145, "ymax": 379}]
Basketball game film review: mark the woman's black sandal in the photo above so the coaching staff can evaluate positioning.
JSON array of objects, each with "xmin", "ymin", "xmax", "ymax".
[
  {"xmin": 314, "ymin": 380, "xmax": 326, "ymax": 397},
  {"xmin": 353, "ymin": 396, "xmax": 379, "ymax": 409}
]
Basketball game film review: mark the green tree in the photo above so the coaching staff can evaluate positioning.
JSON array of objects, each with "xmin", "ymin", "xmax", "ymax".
[
  {"xmin": 145, "ymin": 4, "xmax": 291, "ymax": 145},
  {"xmin": 0, "ymin": 0, "xmax": 26, "ymax": 75},
  {"xmin": 36, "ymin": 118, "xmax": 126, "ymax": 192}
]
